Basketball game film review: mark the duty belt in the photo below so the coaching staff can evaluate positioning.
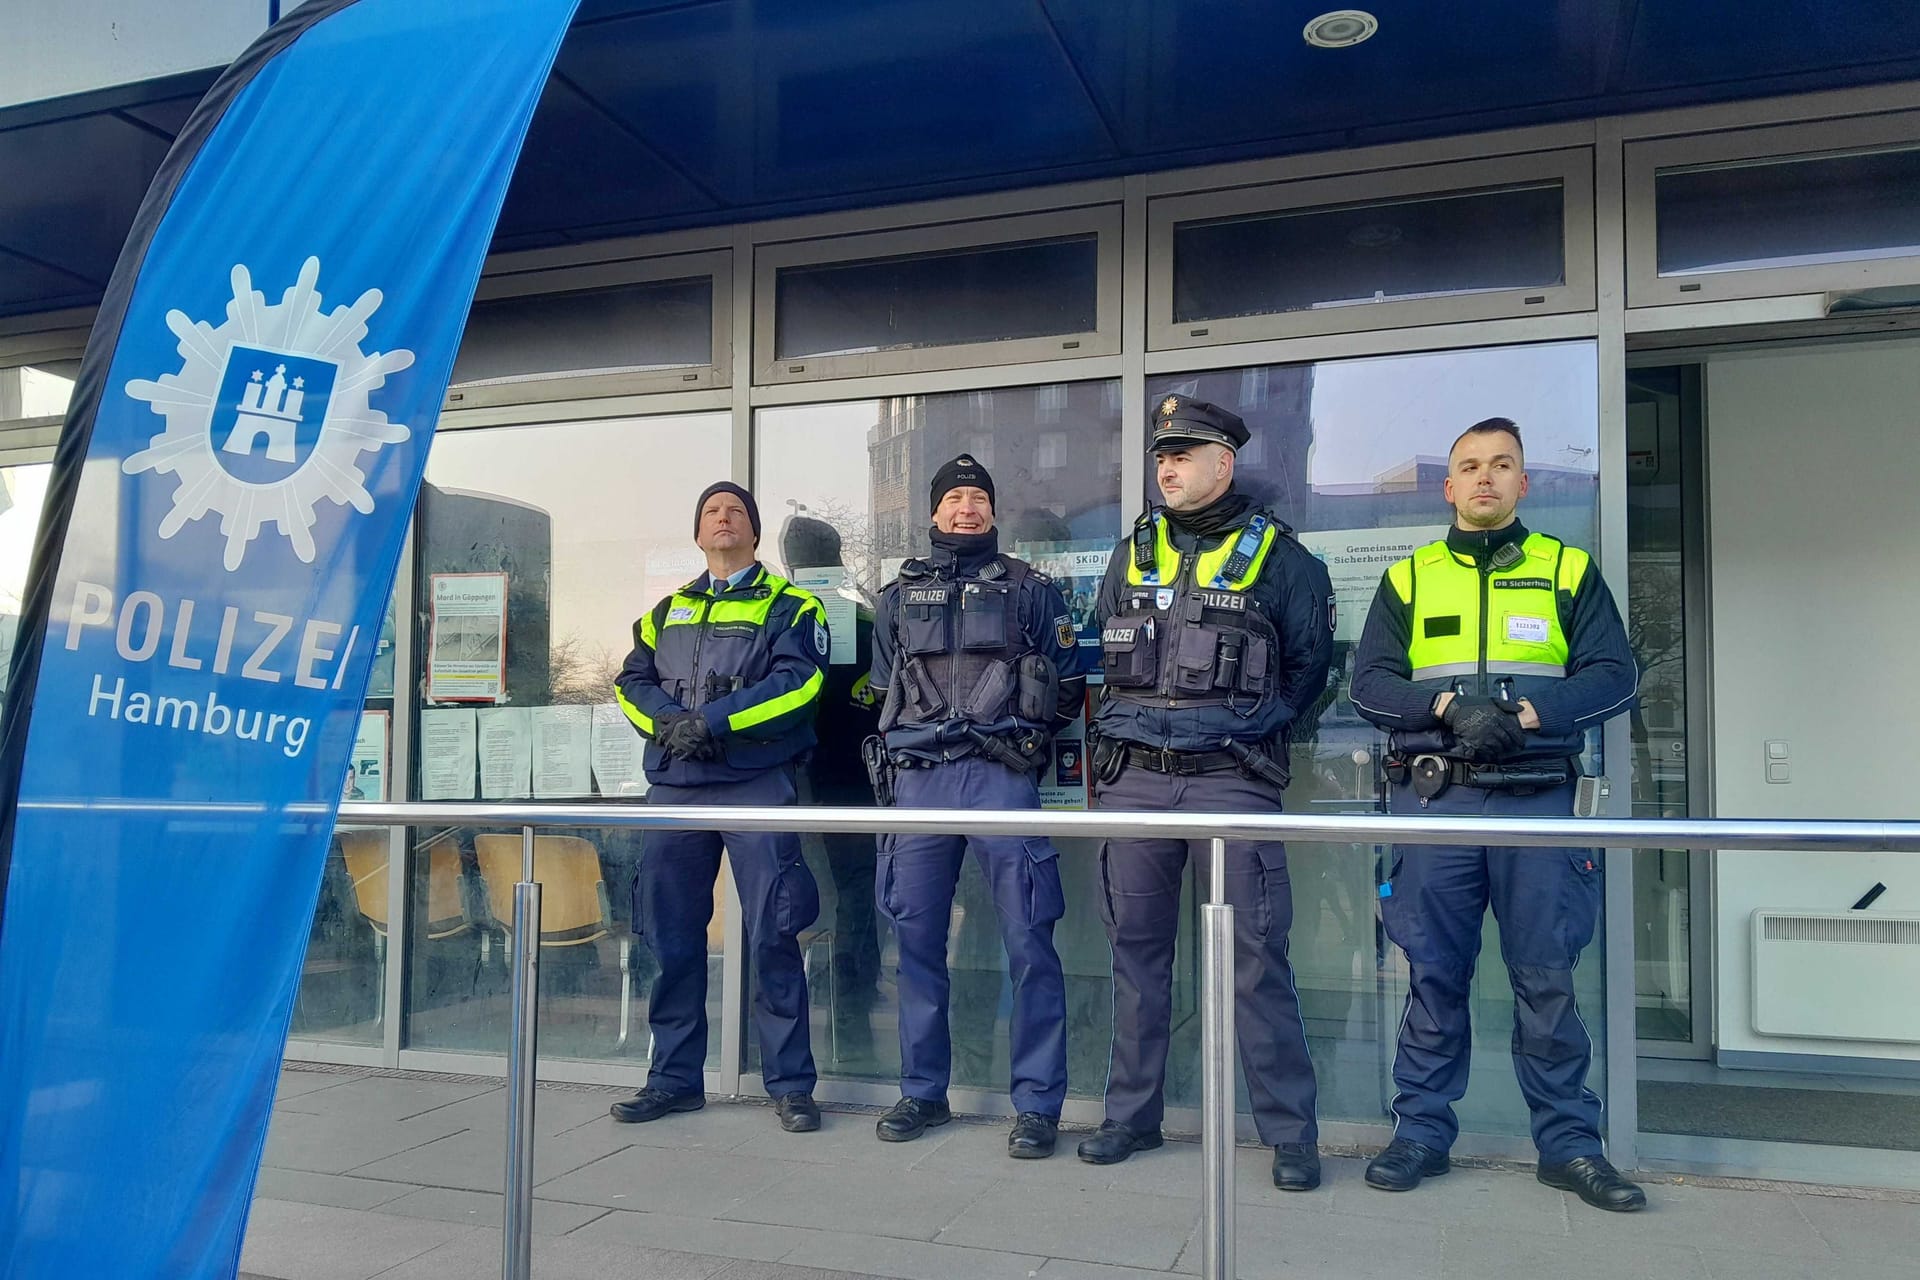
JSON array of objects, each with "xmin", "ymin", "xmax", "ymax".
[
  {"xmin": 1125, "ymin": 744, "xmax": 1240, "ymax": 775},
  {"xmin": 1387, "ymin": 754, "xmax": 1573, "ymax": 797}
]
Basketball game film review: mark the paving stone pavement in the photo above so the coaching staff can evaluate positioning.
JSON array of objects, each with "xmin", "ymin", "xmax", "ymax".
[{"xmin": 242, "ymin": 1067, "xmax": 1920, "ymax": 1280}]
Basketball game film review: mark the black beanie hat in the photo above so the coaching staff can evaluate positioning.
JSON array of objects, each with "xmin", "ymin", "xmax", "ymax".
[
  {"xmin": 693, "ymin": 481, "xmax": 761, "ymax": 545},
  {"xmin": 929, "ymin": 454, "xmax": 996, "ymax": 515}
]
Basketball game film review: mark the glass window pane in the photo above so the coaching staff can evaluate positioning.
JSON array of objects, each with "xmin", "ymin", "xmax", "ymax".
[
  {"xmin": 774, "ymin": 236, "xmax": 1099, "ymax": 359},
  {"xmin": 1656, "ymin": 147, "xmax": 1920, "ymax": 276},
  {"xmin": 403, "ymin": 413, "xmax": 731, "ymax": 1065},
  {"xmin": 1172, "ymin": 184, "xmax": 1565, "ymax": 323},
  {"xmin": 0, "ymin": 463, "xmax": 50, "ymax": 716},
  {"xmin": 293, "ymin": 823, "xmax": 389, "ymax": 1045},
  {"xmin": 0, "ymin": 360, "xmax": 78, "ymax": 422},
  {"xmin": 1148, "ymin": 341, "xmax": 1602, "ymax": 1136},
  {"xmin": 754, "ymin": 382, "xmax": 1122, "ymax": 1089},
  {"xmin": 450, "ymin": 277, "xmax": 713, "ymax": 386},
  {"xmin": 1625, "ymin": 366, "xmax": 1696, "ymax": 1045}
]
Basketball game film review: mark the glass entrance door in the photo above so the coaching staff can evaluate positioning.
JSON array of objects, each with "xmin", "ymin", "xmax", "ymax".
[{"xmin": 1625, "ymin": 365, "xmax": 1710, "ymax": 1055}]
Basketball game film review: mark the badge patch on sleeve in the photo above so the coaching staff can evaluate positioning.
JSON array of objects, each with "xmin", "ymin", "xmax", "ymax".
[
  {"xmin": 1055, "ymin": 615, "xmax": 1076, "ymax": 648},
  {"xmin": 1327, "ymin": 593, "xmax": 1338, "ymax": 633},
  {"xmin": 813, "ymin": 619, "xmax": 830, "ymax": 657}
]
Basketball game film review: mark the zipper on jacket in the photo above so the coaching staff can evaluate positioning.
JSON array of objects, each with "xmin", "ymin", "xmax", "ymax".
[
  {"xmin": 1476, "ymin": 558, "xmax": 1493, "ymax": 694},
  {"xmin": 688, "ymin": 568, "xmax": 746, "ymax": 709},
  {"xmin": 1160, "ymin": 550, "xmax": 1194, "ymax": 706}
]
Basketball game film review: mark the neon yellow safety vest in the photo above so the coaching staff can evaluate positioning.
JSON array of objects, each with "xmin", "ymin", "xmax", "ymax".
[
  {"xmin": 618, "ymin": 567, "xmax": 824, "ymax": 737},
  {"xmin": 1100, "ymin": 511, "xmax": 1285, "ymax": 711},
  {"xmin": 1386, "ymin": 531, "xmax": 1588, "ymax": 689},
  {"xmin": 1124, "ymin": 512, "xmax": 1277, "ymax": 590}
]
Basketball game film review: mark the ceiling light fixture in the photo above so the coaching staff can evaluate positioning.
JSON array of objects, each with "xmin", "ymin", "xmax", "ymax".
[{"xmin": 1303, "ymin": 10, "xmax": 1379, "ymax": 49}]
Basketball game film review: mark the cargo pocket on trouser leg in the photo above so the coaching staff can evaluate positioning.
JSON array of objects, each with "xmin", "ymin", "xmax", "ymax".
[
  {"xmin": 1252, "ymin": 845, "xmax": 1291, "ymax": 940},
  {"xmin": 773, "ymin": 853, "xmax": 821, "ymax": 938},
  {"xmin": 1021, "ymin": 838, "xmax": 1066, "ymax": 926},
  {"xmin": 1378, "ymin": 850, "xmax": 1414, "ymax": 957},
  {"xmin": 1557, "ymin": 849, "xmax": 1602, "ymax": 960},
  {"xmin": 874, "ymin": 835, "xmax": 901, "ymax": 923},
  {"xmin": 1094, "ymin": 844, "xmax": 1118, "ymax": 932}
]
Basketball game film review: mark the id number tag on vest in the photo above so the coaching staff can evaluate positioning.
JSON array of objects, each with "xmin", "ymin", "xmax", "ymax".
[{"xmin": 1505, "ymin": 614, "xmax": 1551, "ymax": 643}]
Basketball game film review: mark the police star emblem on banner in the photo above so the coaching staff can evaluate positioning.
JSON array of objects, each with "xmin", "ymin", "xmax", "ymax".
[{"xmin": 123, "ymin": 257, "xmax": 415, "ymax": 571}]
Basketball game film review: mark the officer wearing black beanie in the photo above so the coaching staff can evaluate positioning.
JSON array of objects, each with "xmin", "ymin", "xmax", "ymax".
[
  {"xmin": 929, "ymin": 455, "xmax": 996, "ymax": 515},
  {"xmin": 693, "ymin": 481, "xmax": 761, "ymax": 545},
  {"xmin": 613, "ymin": 478, "xmax": 826, "ymax": 1134},
  {"xmin": 867, "ymin": 454, "xmax": 1085, "ymax": 1158}
]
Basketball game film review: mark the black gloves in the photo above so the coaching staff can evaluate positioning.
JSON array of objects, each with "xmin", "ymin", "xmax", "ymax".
[
  {"xmin": 657, "ymin": 711, "xmax": 719, "ymax": 761},
  {"xmin": 1440, "ymin": 695, "xmax": 1526, "ymax": 762}
]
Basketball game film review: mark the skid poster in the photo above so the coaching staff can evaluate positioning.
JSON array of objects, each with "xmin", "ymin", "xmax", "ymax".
[{"xmin": 1017, "ymin": 542, "xmax": 1110, "ymax": 649}]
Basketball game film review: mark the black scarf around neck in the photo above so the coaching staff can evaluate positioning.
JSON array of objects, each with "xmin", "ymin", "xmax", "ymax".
[
  {"xmin": 928, "ymin": 526, "xmax": 1001, "ymax": 574},
  {"xmin": 1163, "ymin": 489, "xmax": 1253, "ymax": 542}
]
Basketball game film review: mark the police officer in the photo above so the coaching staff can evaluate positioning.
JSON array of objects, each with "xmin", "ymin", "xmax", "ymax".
[
  {"xmin": 1080, "ymin": 397, "xmax": 1334, "ymax": 1191},
  {"xmin": 867, "ymin": 455, "xmax": 1085, "ymax": 1158},
  {"xmin": 611, "ymin": 481, "xmax": 829, "ymax": 1134},
  {"xmin": 1349, "ymin": 417, "xmax": 1644, "ymax": 1211}
]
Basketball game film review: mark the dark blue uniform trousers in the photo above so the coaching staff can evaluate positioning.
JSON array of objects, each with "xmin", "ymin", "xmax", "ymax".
[
  {"xmin": 1094, "ymin": 766, "xmax": 1318, "ymax": 1145},
  {"xmin": 877, "ymin": 756, "xmax": 1068, "ymax": 1117},
  {"xmin": 636, "ymin": 767, "xmax": 820, "ymax": 1098},
  {"xmin": 1381, "ymin": 777, "xmax": 1603, "ymax": 1162}
]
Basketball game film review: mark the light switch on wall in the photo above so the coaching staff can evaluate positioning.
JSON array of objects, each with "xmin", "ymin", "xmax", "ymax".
[{"xmin": 1764, "ymin": 739, "xmax": 1790, "ymax": 783}]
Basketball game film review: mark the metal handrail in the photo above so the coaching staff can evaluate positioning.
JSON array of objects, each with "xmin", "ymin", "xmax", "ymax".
[
  {"xmin": 327, "ymin": 801, "xmax": 1920, "ymax": 1280},
  {"xmin": 338, "ymin": 802, "xmax": 1920, "ymax": 851}
]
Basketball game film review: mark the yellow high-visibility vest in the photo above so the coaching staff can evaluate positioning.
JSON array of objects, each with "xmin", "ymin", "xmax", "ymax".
[{"xmin": 1386, "ymin": 532, "xmax": 1588, "ymax": 686}]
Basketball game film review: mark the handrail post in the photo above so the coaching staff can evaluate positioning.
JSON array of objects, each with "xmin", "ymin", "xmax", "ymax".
[
  {"xmin": 1200, "ymin": 835, "xmax": 1235, "ymax": 1280},
  {"xmin": 501, "ymin": 825, "xmax": 540, "ymax": 1280}
]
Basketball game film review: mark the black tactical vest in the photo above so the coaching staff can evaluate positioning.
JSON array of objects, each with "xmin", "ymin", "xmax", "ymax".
[{"xmin": 880, "ymin": 554, "xmax": 1035, "ymax": 732}]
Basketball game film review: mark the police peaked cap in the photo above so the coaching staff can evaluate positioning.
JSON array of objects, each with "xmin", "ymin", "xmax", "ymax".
[{"xmin": 1151, "ymin": 395, "xmax": 1250, "ymax": 453}]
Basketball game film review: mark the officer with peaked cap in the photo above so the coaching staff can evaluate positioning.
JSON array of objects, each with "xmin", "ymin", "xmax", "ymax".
[
  {"xmin": 866, "ymin": 455, "xmax": 1086, "ymax": 1158},
  {"xmin": 1079, "ymin": 396, "xmax": 1335, "ymax": 1191},
  {"xmin": 1349, "ymin": 417, "xmax": 1644, "ymax": 1211},
  {"xmin": 611, "ymin": 481, "xmax": 829, "ymax": 1134}
]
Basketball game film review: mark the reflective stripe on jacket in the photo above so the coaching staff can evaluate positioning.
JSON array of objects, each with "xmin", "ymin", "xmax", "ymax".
[{"xmin": 615, "ymin": 562, "xmax": 827, "ymax": 785}]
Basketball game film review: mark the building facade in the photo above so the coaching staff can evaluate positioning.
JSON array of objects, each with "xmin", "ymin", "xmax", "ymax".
[{"xmin": 4, "ymin": 2, "xmax": 1920, "ymax": 1194}]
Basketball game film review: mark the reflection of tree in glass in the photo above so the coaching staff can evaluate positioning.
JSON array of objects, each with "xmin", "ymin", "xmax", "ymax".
[
  {"xmin": 1627, "ymin": 557, "xmax": 1687, "ymax": 811},
  {"xmin": 783, "ymin": 498, "xmax": 883, "ymax": 594},
  {"xmin": 548, "ymin": 631, "xmax": 624, "ymax": 705}
]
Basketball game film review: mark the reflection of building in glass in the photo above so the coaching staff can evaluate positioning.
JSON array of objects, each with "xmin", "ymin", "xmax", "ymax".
[
  {"xmin": 1151, "ymin": 365, "xmax": 1316, "ymax": 520},
  {"xmin": 1311, "ymin": 454, "xmax": 1597, "ymax": 532},
  {"xmin": 867, "ymin": 384, "xmax": 1123, "ymax": 563}
]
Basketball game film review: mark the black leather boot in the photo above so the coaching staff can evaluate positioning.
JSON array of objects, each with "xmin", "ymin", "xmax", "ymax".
[
  {"xmin": 1364, "ymin": 1138, "xmax": 1449, "ymax": 1190},
  {"xmin": 1075, "ymin": 1120, "xmax": 1163, "ymax": 1165},
  {"xmin": 1537, "ymin": 1156, "xmax": 1648, "ymax": 1212},
  {"xmin": 875, "ymin": 1096, "xmax": 951, "ymax": 1142}
]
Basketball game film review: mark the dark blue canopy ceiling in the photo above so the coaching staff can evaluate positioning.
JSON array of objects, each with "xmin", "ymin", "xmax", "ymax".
[{"xmin": 6, "ymin": 0, "xmax": 1920, "ymax": 318}]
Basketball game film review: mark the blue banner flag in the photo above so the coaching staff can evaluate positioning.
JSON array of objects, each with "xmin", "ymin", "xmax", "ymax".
[{"xmin": 0, "ymin": 1, "xmax": 579, "ymax": 1272}]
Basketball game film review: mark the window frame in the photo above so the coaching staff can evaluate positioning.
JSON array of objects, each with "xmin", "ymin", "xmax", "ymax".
[
  {"xmin": 1625, "ymin": 111, "xmax": 1920, "ymax": 308},
  {"xmin": 752, "ymin": 205, "xmax": 1122, "ymax": 385},
  {"xmin": 0, "ymin": 315, "xmax": 89, "ymax": 440},
  {"xmin": 441, "ymin": 249, "xmax": 732, "ymax": 411},
  {"xmin": 1147, "ymin": 149, "xmax": 1596, "ymax": 349}
]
